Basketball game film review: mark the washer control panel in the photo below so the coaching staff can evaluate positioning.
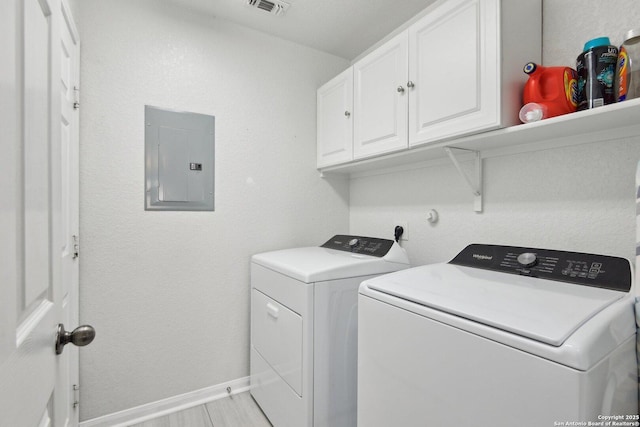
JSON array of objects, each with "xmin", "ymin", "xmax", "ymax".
[
  {"xmin": 321, "ymin": 235, "xmax": 394, "ymax": 258},
  {"xmin": 449, "ymin": 244, "xmax": 631, "ymax": 292}
]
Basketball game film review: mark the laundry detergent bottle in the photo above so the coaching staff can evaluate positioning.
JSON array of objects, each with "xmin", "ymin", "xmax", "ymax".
[
  {"xmin": 576, "ymin": 37, "xmax": 618, "ymax": 110},
  {"xmin": 519, "ymin": 62, "xmax": 578, "ymax": 123}
]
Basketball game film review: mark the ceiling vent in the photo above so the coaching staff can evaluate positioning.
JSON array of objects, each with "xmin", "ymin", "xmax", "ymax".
[{"xmin": 246, "ymin": 0, "xmax": 290, "ymax": 16}]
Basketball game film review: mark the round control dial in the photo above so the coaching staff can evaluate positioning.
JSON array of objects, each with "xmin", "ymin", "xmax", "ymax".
[
  {"xmin": 517, "ymin": 252, "xmax": 538, "ymax": 267},
  {"xmin": 348, "ymin": 238, "xmax": 360, "ymax": 248}
]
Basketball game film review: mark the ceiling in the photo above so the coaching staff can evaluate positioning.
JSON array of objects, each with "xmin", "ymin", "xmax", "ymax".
[{"xmin": 167, "ymin": 0, "xmax": 436, "ymax": 60}]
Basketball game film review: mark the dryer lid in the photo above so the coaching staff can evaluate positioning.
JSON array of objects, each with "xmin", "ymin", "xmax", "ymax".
[
  {"xmin": 251, "ymin": 244, "xmax": 409, "ymax": 283},
  {"xmin": 365, "ymin": 263, "xmax": 626, "ymax": 347}
]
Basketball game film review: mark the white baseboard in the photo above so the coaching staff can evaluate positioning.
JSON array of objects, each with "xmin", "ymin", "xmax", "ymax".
[{"xmin": 79, "ymin": 376, "xmax": 251, "ymax": 427}]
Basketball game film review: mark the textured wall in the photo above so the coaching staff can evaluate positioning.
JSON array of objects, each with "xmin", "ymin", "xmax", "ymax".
[
  {"xmin": 73, "ymin": 0, "xmax": 640, "ymax": 421},
  {"xmin": 351, "ymin": 139, "xmax": 640, "ymax": 265},
  {"xmin": 350, "ymin": 0, "xmax": 640, "ymax": 265},
  {"xmin": 73, "ymin": 0, "xmax": 349, "ymax": 420},
  {"xmin": 543, "ymin": 0, "xmax": 640, "ymax": 67}
]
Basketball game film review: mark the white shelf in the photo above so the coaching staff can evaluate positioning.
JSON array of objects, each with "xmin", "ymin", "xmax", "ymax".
[{"xmin": 319, "ymin": 98, "xmax": 640, "ymax": 177}]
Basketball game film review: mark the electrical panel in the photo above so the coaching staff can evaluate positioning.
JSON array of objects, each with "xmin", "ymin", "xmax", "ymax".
[{"xmin": 145, "ymin": 106, "xmax": 214, "ymax": 211}]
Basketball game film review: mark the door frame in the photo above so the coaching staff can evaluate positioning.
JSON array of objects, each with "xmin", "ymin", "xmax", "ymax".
[{"xmin": 56, "ymin": 1, "xmax": 82, "ymax": 425}]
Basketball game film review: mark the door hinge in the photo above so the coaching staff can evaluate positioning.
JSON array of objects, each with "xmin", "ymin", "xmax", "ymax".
[
  {"xmin": 73, "ymin": 86, "xmax": 80, "ymax": 110},
  {"xmin": 73, "ymin": 384, "xmax": 80, "ymax": 408},
  {"xmin": 72, "ymin": 235, "xmax": 79, "ymax": 259}
]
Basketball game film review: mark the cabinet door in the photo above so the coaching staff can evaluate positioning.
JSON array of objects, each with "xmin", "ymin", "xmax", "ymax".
[
  {"xmin": 409, "ymin": 0, "xmax": 499, "ymax": 146},
  {"xmin": 317, "ymin": 68, "xmax": 353, "ymax": 168},
  {"xmin": 353, "ymin": 31, "xmax": 408, "ymax": 160}
]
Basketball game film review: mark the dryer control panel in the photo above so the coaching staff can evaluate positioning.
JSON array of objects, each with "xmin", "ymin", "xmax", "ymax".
[
  {"xmin": 321, "ymin": 235, "xmax": 394, "ymax": 257},
  {"xmin": 449, "ymin": 244, "xmax": 632, "ymax": 292}
]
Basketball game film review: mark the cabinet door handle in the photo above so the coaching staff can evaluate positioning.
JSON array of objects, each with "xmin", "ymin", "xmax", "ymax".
[
  {"xmin": 407, "ymin": 81, "xmax": 415, "ymax": 88},
  {"xmin": 344, "ymin": 110, "xmax": 351, "ymax": 118},
  {"xmin": 397, "ymin": 86, "xmax": 405, "ymax": 93},
  {"xmin": 266, "ymin": 302, "xmax": 279, "ymax": 319}
]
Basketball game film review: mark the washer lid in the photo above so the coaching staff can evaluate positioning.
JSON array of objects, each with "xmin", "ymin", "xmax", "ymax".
[
  {"xmin": 365, "ymin": 263, "xmax": 626, "ymax": 347},
  {"xmin": 252, "ymin": 245, "xmax": 408, "ymax": 283}
]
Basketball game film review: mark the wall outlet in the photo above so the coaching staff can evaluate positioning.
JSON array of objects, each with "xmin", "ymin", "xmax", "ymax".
[{"xmin": 393, "ymin": 220, "xmax": 408, "ymax": 241}]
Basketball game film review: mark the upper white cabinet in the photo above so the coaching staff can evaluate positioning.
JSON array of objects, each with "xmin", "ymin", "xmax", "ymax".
[
  {"xmin": 316, "ymin": 0, "xmax": 541, "ymax": 169},
  {"xmin": 317, "ymin": 68, "xmax": 353, "ymax": 168},
  {"xmin": 409, "ymin": 0, "xmax": 540, "ymax": 147},
  {"xmin": 353, "ymin": 31, "xmax": 408, "ymax": 160}
]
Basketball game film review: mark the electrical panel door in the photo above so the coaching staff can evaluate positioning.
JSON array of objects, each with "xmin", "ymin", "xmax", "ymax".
[{"xmin": 145, "ymin": 106, "xmax": 215, "ymax": 211}]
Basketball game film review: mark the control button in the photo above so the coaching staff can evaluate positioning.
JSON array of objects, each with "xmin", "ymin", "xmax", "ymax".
[
  {"xmin": 517, "ymin": 252, "xmax": 537, "ymax": 267},
  {"xmin": 348, "ymin": 238, "xmax": 359, "ymax": 248}
]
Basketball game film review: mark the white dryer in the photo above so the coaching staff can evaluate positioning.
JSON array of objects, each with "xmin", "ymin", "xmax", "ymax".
[
  {"xmin": 358, "ymin": 244, "xmax": 638, "ymax": 427},
  {"xmin": 250, "ymin": 235, "xmax": 410, "ymax": 427}
]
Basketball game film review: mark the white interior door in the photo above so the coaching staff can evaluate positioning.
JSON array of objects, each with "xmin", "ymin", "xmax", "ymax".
[
  {"xmin": 0, "ymin": 0, "xmax": 60, "ymax": 424},
  {"xmin": 0, "ymin": 0, "xmax": 85, "ymax": 425}
]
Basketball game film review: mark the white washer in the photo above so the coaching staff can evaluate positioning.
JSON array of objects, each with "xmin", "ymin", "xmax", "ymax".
[
  {"xmin": 250, "ymin": 235, "xmax": 410, "ymax": 427},
  {"xmin": 358, "ymin": 244, "xmax": 638, "ymax": 427}
]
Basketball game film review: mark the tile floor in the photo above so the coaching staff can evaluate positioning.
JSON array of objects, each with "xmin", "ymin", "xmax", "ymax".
[{"xmin": 129, "ymin": 392, "xmax": 271, "ymax": 427}]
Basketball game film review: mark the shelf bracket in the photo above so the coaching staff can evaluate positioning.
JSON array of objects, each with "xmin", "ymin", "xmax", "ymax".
[{"xmin": 444, "ymin": 147, "xmax": 483, "ymax": 213}]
